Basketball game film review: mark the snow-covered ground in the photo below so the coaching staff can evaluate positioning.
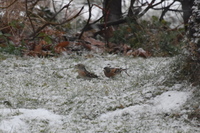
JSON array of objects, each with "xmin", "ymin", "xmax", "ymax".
[{"xmin": 0, "ymin": 53, "xmax": 199, "ymax": 132}]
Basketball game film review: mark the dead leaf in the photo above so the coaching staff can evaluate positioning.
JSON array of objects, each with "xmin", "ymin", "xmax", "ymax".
[
  {"xmin": 34, "ymin": 44, "xmax": 42, "ymax": 53},
  {"xmin": 132, "ymin": 48, "xmax": 151, "ymax": 58},
  {"xmin": 55, "ymin": 41, "xmax": 70, "ymax": 53},
  {"xmin": 84, "ymin": 37, "xmax": 105, "ymax": 47},
  {"xmin": 123, "ymin": 44, "xmax": 131, "ymax": 55},
  {"xmin": 39, "ymin": 40, "xmax": 47, "ymax": 45},
  {"xmin": 125, "ymin": 50, "xmax": 133, "ymax": 56}
]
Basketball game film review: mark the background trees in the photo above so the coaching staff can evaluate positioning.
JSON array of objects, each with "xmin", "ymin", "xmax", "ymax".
[
  {"xmin": 0, "ymin": 0, "xmax": 198, "ymax": 57},
  {"xmin": 101, "ymin": 0, "xmax": 194, "ymax": 29}
]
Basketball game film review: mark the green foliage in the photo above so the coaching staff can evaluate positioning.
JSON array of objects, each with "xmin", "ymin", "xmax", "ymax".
[
  {"xmin": 9, "ymin": 20, "xmax": 24, "ymax": 29},
  {"xmin": 0, "ymin": 32, "xmax": 24, "ymax": 56},
  {"xmin": 0, "ymin": 31, "xmax": 10, "ymax": 44},
  {"xmin": 0, "ymin": 41, "xmax": 24, "ymax": 55},
  {"xmin": 110, "ymin": 16, "xmax": 185, "ymax": 56},
  {"xmin": 0, "ymin": 19, "xmax": 27, "ymax": 55},
  {"xmin": 38, "ymin": 32, "xmax": 52, "ymax": 44}
]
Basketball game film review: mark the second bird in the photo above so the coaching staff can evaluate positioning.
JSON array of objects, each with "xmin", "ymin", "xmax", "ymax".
[
  {"xmin": 104, "ymin": 67, "xmax": 127, "ymax": 78},
  {"xmin": 75, "ymin": 64, "xmax": 98, "ymax": 79}
]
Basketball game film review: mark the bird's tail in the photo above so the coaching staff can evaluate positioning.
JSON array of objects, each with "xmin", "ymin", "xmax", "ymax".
[{"xmin": 122, "ymin": 68, "xmax": 130, "ymax": 76}]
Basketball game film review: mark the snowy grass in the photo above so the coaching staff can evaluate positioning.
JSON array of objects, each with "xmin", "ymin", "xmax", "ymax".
[{"xmin": 0, "ymin": 53, "xmax": 199, "ymax": 133}]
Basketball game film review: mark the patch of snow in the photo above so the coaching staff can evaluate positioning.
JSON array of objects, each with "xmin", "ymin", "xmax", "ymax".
[
  {"xmin": 152, "ymin": 91, "xmax": 191, "ymax": 113},
  {"xmin": 0, "ymin": 108, "xmax": 63, "ymax": 133}
]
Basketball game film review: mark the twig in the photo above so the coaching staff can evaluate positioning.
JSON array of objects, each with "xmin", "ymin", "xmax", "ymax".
[
  {"xmin": 78, "ymin": 0, "xmax": 93, "ymax": 39},
  {"xmin": 159, "ymin": 1, "xmax": 175, "ymax": 21},
  {"xmin": 29, "ymin": 0, "xmax": 40, "ymax": 11},
  {"xmin": 25, "ymin": 0, "xmax": 35, "ymax": 33},
  {"xmin": 138, "ymin": 0, "xmax": 165, "ymax": 18},
  {"xmin": 51, "ymin": 0, "xmax": 57, "ymax": 13},
  {"xmin": 0, "ymin": 0, "xmax": 18, "ymax": 9},
  {"xmin": 29, "ymin": 0, "xmax": 83, "ymax": 39},
  {"xmin": 128, "ymin": 0, "xmax": 136, "ymax": 16},
  {"xmin": 52, "ymin": 6, "xmax": 84, "ymax": 25}
]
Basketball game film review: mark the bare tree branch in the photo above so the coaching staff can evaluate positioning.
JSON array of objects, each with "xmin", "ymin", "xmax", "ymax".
[
  {"xmin": 29, "ymin": 0, "xmax": 40, "ymax": 11},
  {"xmin": 78, "ymin": 0, "xmax": 93, "ymax": 39},
  {"xmin": 51, "ymin": 0, "xmax": 57, "ymax": 13},
  {"xmin": 53, "ymin": 6, "xmax": 84, "ymax": 25},
  {"xmin": 25, "ymin": 0, "xmax": 35, "ymax": 33},
  {"xmin": 29, "ymin": 0, "xmax": 83, "ymax": 39},
  {"xmin": 159, "ymin": 1, "xmax": 175, "ymax": 21},
  {"xmin": 138, "ymin": 0, "xmax": 165, "ymax": 18},
  {"xmin": 0, "ymin": 0, "xmax": 18, "ymax": 9},
  {"xmin": 128, "ymin": 0, "xmax": 136, "ymax": 17},
  {"xmin": 82, "ymin": 0, "xmax": 168, "ymax": 32}
]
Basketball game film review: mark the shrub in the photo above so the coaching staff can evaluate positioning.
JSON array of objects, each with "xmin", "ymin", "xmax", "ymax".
[{"xmin": 109, "ymin": 16, "xmax": 185, "ymax": 56}]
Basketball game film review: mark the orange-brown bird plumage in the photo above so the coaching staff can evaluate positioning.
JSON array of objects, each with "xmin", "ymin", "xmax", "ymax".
[
  {"xmin": 104, "ymin": 67, "xmax": 127, "ymax": 78},
  {"xmin": 75, "ymin": 64, "xmax": 98, "ymax": 79}
]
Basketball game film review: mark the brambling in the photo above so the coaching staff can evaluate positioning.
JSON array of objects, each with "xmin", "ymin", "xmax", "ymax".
[
  {"xmin": 75, "ymin": 64, "xmax": 98, "ymax": 79},
  {"xmin": 104, "ymin": 67, "xmax": 129, "ymax": 78}
]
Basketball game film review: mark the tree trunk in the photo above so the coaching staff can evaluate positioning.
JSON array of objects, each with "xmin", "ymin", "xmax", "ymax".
[
  {"xmin": 180, "ymin": 0, "xmax": 194, "ymax": 30},
  {"xmin": 102, "ymin": 0, "xmax": 122, "ymax": 46},
  {"xmin": 188, "ymin": 0, "xmax": 200, "ymax": 59},
  {"xmin": 185, "ymin": 0, "xmax": 200, "ymax": 85},
  {"xmin": 103, "ymin": 0, "xmax": 122, "ymax": 22}
]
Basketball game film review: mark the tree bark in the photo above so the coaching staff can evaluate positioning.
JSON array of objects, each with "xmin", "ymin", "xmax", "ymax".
[
  {"xmin": 103, "ymin": 0, "xmax": 122, "ymax": 22},
  {"xmin": 187, "ymin": 0, "xmax": 200, "ymax": 59},
  {"xmin": 179, "ymin": 0, "xmax": 194, "ymax": 30},
  {"xmin": 102, "ymin": 0, "xmax": 122, "ymax": 46}
]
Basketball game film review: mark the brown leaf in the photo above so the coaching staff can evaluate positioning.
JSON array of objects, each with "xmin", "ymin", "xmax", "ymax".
[
  {"xmin": 34, "ymin": 44, "xmax": 42, "ymax": 53},
  {"xmin": 76, "ymin": 40, "xmax": 104, "ymax": 52},
  {"xmin": 123, "ymin": 44, "xmax": 131, "ymax": 55},
  {"xmin": 39, "ymin": 40, "xmax": 47, "ymax": 45},
  {"xmin": 54, "ymin": 41, "xmax": 70, "ymax": 53},
  {"xmin": 0, "ymin": 44, "xmax": 7, "ymax": 48},
  {"xmin": 25, "ymin": 50, "xmax": 51, "ymax": 57},
  {"xmin": 84, "ymin": 37, "xmax": 105, "ymax": 47},
  {"xmin": 125, "ymin": 49, "xmax": 133, "ymax": 56},
  {"xmin": 132, "ymin": 48, "xmax": 151, "ymax": 58}
]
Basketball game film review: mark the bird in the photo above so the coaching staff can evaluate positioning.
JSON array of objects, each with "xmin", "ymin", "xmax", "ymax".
[
  {"xmin": 75, "ymin": 64, "xmax": 98, "ymax": 79},
  {"xmin": 103, "ymin": 67, "xmax": 129, "ymax": 78}
]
